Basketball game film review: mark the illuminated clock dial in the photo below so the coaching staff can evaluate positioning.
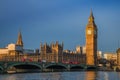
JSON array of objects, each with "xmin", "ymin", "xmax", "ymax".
[{"xmin": 87, "ymin": 30, "xmax": 92, "ymax": 34}]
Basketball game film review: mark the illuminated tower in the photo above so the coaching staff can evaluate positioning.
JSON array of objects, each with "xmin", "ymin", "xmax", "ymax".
[
  {"xmin": 16, "ymin": 31, "xmax": 23, "ymax": 47},
  {"xmin": 86, "ymin": 10, "xmax": 97, "ymax": 65}
]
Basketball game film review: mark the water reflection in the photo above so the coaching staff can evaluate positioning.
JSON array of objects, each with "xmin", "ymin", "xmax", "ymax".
[
  {"xmin": 85, "ymin": 71, "xmax": 97, "ymax": 80},
  {"xmin": 1, "ymin": 71, "xmax": 120, "ymax": 80},
  {"xmin": 117, "ymin": 72, "xmax": 120, "ymax": 79},
  {"xmin": 104, "ymin": 72, "xmax": 109, "ymax": 80}
]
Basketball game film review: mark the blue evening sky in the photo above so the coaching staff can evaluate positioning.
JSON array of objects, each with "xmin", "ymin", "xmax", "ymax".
[{"xmin": 0, "ymin": 0, "xmax": 120, "ymax": 52}]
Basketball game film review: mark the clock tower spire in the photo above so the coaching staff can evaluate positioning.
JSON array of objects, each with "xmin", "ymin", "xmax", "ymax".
[
  {"xmin": 89, "ymin": 10, "xmax": 94, "ymax": 23},
  {"xmin": 86, "ymin": 10, "xmax": 98, "ymax": 66}
]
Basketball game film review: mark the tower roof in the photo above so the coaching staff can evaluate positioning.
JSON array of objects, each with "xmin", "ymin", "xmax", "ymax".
[
  {"xmin": 16, "ymin": 31, "xmax": 23, "ymax": 47},
  {"xmin": 88, "ymin": 10, "xmax": 94, "ymax": 23},
  {"xmin": 90, "ymin": 10, "xmax": 94, "ymax": 18}
]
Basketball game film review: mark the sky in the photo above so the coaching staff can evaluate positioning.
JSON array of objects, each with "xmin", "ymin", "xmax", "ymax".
[{"xmin": 0, "ymin": 0, "xmax": 120, "ymax": 53}]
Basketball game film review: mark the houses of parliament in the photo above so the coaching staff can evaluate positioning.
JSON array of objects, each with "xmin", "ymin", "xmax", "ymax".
[{"xmin": 0, "ymin": 11, "xmax": 98, "ymax": 66}]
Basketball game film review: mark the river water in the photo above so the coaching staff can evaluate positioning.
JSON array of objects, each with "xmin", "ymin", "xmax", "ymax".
[{"xmin": 0, "ymin": 71, "xmax": 120, "ymax": 80}]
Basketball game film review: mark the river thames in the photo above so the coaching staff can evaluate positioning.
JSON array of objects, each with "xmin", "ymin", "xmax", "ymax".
[{"xmin": 0, "ymin": 71, "xmax": 120, "ymax": 80}]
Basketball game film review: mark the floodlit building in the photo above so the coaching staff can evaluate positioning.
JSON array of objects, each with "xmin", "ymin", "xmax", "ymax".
[
  {"xmin": 97, "ymin": 51, "xmax": 102, "ymax": 59},
  {"xmin": 103, "ymin": 52, "xmax": 117, "ymax": 60},
  {"xmin": 82, "ymin": 46, "xmax": 86, "ymax": 54},
  {"xmin": 76, "ymin": 46, "xmax": 82, "ymax": 53}
]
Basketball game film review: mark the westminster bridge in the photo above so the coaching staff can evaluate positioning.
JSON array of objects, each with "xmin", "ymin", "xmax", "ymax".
[
  {"xmin": 0, "ymin": 54, "xmax": 97, "ymax": 73},
  {"xmin": 0, "ymin": 61, "xmax": 97, "ymax": 73}
]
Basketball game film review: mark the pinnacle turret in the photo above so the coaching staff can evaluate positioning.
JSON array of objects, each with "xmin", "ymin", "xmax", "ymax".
[{"xmin": 16, "ymin": 31, "xmax": 23, "ymax": 47}]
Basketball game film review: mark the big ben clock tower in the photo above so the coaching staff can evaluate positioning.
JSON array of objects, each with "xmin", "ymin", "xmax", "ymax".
[{"xmin": 86, "ymin": 10, "xmax": 97, "ymax": 66}]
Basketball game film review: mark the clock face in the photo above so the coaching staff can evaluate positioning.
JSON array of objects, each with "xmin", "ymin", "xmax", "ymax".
[{"xmin": 87, "ymin": 30, "xmax": 92, "ymax": 34}]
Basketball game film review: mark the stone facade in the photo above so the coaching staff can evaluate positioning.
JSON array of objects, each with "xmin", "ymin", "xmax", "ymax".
[
  {"xmin": 62, "ymin": 52, "xmax": 86, "ymax": 64},
  {"xmin": 39, "ymin": 42, "xmax": 86, "ymax": 64},
  {"xmin": 40, "ymin": 41, "xmax": 63, "ymax": 63}
]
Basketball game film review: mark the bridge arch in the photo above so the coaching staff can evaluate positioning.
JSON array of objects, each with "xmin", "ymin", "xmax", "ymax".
[
  {"xmin": 45, "ymin": 63, "xmax": 67, "ymax": 71},
  {"xmin": 0, "ymin": 66, "xmax": 3, "ymax": 71},
  {"xmin": 70, "ymin": 65, "xmax": 84, "ymax": 71},
  {"xmin": 86, "ymin": 66, "xmax": 97, "ymax": 71},
  {"xmin": 7, "ymin": 62, "xmax": 42, "ymax": 71},
  {"xmin": 70, "ymin": 65, "xmax": 84, "ymax": 69}
]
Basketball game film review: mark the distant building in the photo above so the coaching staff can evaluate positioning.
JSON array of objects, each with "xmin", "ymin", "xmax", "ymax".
[
  {"xmin": 82, "ymin": 46, "xmax": 86, "ymax": 54},
  {"xmin": 0, "ymin": 43, "xmax": 22, "ymax": 54},
  {"xmin": 76, "ymin": 46, "xmax": 82, "ymax": 53},
  {"xmin": 63, "ymin": 50, "xmax": 70, "ymax": 53},
  {"xmin": 103, "ymin": 52, "xmax": 117, "ymax": 60},
  {"xmin": 97, "ymin": 51, "xmax": 102, "ymax": 59},
  {"xmin": 116, "ymin": 48, "xmax": 120, "ymax": 66}
]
